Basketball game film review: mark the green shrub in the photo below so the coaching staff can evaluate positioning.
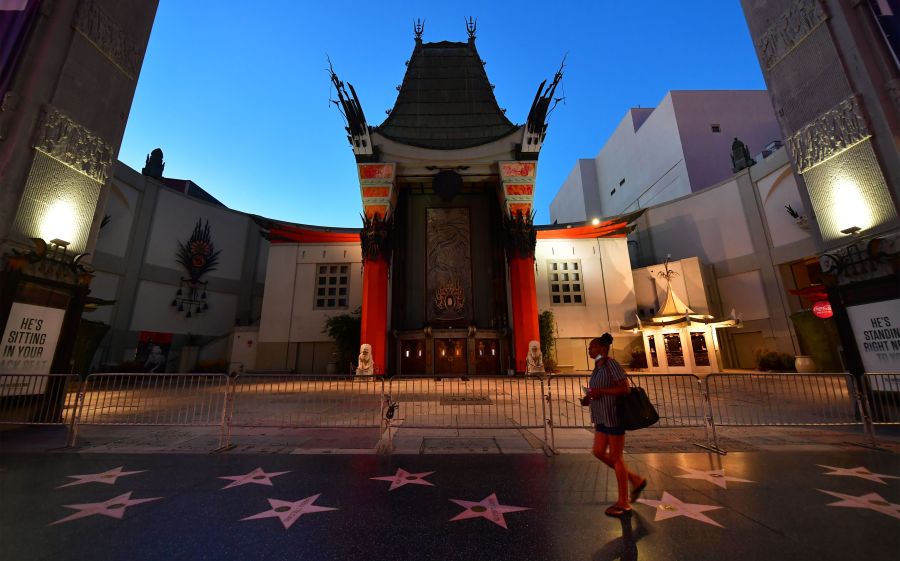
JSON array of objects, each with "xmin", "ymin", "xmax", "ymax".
[
  {"xmin": 756, "ymin": 350, "xmax": 796, "ymax": 372},
  {"xmin": 323, "ymin": 307, "xmax": 361, "ymax": 373},
  {"xmin": 629, "ymin": 346, "xmax": 648, "ymax": 369},
  {"xmin": 538, "ymin": 310, "xmax": 557, "ymax": 371}
]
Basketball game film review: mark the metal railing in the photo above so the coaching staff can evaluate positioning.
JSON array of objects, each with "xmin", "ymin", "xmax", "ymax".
[
  {"xmin": 547, "ymin": 373, "xmax": 715, "ymax": 451},
  {"xmin": 865, "ymin": 373, "xmax": 900, "ymax": 425},
  {"xmin": 704, "ymin": 373, "xmax": 862, "ymax": 426},
  {"xmin": 73, "ymin": 373, "xmax": 230, "ymax": 447},
  {"xmin": 0, "ymin": 373, "xmax": 78, "ymax": 426},
  {"xmin": 385, "ymin": 375, "xmax": 546, "ymax": 430},
  {"xmin": 1, "ymin": 370, "xmax": 896, "ymax": 453},
  {"xmin": 227, "ymin": 375, "xmax": 385, "ymax": 429}
]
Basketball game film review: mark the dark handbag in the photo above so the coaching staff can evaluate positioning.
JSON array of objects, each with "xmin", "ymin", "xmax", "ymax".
[{"xmin": 616, "ymin": 380, "xmax": 659, "ymax": 430}]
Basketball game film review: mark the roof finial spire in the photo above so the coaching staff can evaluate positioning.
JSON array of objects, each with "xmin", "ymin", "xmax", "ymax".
[
  {"xmin": 414, "ymin": 18, "xmax": 425, "ymax": 43},
  {"xmin": 465, "ymin": 16, "xmax": 477, "ymax": 43}
]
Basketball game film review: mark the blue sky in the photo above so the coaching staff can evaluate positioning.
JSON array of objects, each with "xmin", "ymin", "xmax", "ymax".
[{"xmin": 119, "ymin": 1, "xmax": 768, "ymax": 227}]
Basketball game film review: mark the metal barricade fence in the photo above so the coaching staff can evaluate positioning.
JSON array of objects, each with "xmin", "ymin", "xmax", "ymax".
[
  {"xmin": 227, "ymin": 375, "xmax": 385, "ymax": 430},
  {"xmin": 546, "ymin": 374, "xmax": 713, "ymax": 451},
  {"xmin": 547, "ymin": 374, "xmax": 707, "ymax": 429},
  {"xmin": 0, "ymin": 373, "xmax": 79, "ymax": 426},
  {"xmin": 385, "ymin": 376, "xmax": 546, "ymax": 431},
  {"xmin": 703, "ymin": 373, "xmax": 863, "ymax": 426},
  {"xmin": 74, "ymin": 373, "xmax": 230, "ymax": 447},
  {"xmin": 864, "ymin": 373, "xmax": 900, "ymax": 425}
]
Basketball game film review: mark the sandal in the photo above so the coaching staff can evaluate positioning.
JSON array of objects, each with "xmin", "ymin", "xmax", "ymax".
[
  {"xmin": 604, "ymin": 505, "xmax": 632, "ymax": 518},
  {"xmin": 630, "ymin": 479, "xmax": 647, "ymax": 503}
]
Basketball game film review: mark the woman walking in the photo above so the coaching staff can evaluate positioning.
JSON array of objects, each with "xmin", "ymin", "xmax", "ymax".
[{"xmin": 582, "ymin": 333, "xmax": 647, "ymax": 517}]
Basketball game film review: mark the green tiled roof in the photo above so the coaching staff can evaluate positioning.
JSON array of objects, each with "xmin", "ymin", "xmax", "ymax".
[{"xmin": 375, "ymin": 41, "xmax": 519, "ymax": 150}]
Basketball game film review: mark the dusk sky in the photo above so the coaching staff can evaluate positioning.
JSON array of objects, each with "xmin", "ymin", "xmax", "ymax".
[{"xmin": 118, "ymin": 1, "xmax": 769, "ymax": 228}]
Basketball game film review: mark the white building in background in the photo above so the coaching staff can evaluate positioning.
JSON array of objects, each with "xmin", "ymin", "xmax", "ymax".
[
  {"xmin": 550, "ymin": 90, "xmax": 782, "ymax": 223},
  {"xmin": 87, "ymin": 159, "xmax": 268, "ymax": 371}
]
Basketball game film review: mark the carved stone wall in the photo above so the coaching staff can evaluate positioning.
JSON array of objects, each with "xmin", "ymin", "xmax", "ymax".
[
  {"xmin": 73, "ymin": 0, "xmax": 142, "ymax": 80},
  {"xmin": 755, "ymin": 0, "xmax": 829, "ymax": 70},
  {"xmin": 787, "ymin": 96, "xmax": 871, "ymax": 174},
  {"xmin": 426, "ymin": 208, "xmax": 472, "ymax": 323},
  {"xmin": 32, "ymin": 105, "xmax": 112, "ymax": 184}
]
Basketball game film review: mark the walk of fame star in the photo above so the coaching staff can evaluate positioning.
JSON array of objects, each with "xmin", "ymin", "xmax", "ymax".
[
  {"xmin": 818, "ymin": 489, "xmax": 900, "ymax": 520},
  {"xmin": 637, "ymin": 492, "xmax": 724, "ymax": 527},
  {"xmin": 219, "ymin": 467, "xmax": 290, "ymax": 489},
  {"xmin": 57, "ymin": 466, "xmax": 145, "ymax": 488},
  {"xmin": 674, "ymin": 467, "xmax": 754, "ymax": 489},
  {"xmin": 449, "ymin": 493, "xmax": 530, "ymax": 529},
  {"xmin": 242, "ymin": 494, "xmax": 337, "ymax": 529},
  {"xmin": 371, "ymin": 468, "xmax": 435, "ymax": 490},
  {"xmin": 817, "ymin": 465, "xmax": 899, "ymax": 485},
  {"xmin": 50, "ymin": 491, "xmax": 162, "ymax": 525}
]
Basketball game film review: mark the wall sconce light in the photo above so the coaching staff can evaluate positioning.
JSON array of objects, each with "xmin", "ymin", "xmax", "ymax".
[{"xmin": 591, "ymin": 218, "xmax": 600, "ymax": 226}]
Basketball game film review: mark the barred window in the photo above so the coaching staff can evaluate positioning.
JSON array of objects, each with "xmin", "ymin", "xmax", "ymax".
[
  {"xmin": 315, "ymin": 264, "xmax": 349, "ymax": 309},
  {"xmin": 547, "ymin": 260, "xmax": 584, "ymax": 305}
]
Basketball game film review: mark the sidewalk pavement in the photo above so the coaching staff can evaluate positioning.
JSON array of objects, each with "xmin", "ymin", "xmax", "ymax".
[{"xmin": 0, "ymin": 440, "xmax": 897, "ymax": 560}]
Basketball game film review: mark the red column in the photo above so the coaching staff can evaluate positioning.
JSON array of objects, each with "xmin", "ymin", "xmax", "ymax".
[
  {"xmin": 508, "ymin": 256, "xmax": 539, "ymax": 373},
  {"xmin": 360, "ymin": 258, "xmax": 389, "ymax": 375}
]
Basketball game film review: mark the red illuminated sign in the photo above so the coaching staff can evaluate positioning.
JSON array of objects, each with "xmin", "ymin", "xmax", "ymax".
[{"xmin": 812, "ymin": 301, "xmax": 833, "ymax": 319}]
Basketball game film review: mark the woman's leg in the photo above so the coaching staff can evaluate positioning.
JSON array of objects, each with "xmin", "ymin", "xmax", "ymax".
[
  {"xmin": 594, "ymin": 432, "xmax": 644, "ymax": 489},
  {"xmin": 608, "ymin": 435, "xmax": 633, "ymax": 508},
  {"xmin": 592, "ymin": 431, "xmax": 610, "ymax": 464}
]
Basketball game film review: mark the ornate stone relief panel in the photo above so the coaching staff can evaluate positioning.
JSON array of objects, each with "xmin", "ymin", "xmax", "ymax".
[
  {"xmin": 787, "ymin": 95, "xmax": 871, "ymax": 174},
  {"xmin": 756, "ymin": 0, "xmax": 829, "ymax": 70},
  {"xmin": 426, "ymin": 208, "xmax": 472, "ymax": 323},
  {"xmin": 32, "ymin": 105, "xmax": 112, "ymax": 183},
  {"xmin": 73, "ymin": 0, "xmax": 141, "ymax": 80}
]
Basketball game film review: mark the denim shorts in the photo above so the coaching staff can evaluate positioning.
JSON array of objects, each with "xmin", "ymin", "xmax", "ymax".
[{"xmin": 595, "ymin": 424, "xmax": 625, "ymax": 436}]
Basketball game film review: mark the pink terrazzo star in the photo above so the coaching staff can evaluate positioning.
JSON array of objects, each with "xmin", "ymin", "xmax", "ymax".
[
  {"xmin": 449, "ymin": 493, "xmax": 530, "ymax": 529},
  {"xmin": 57, "ymin": 466, "xmax": 145, "ymax": 488},
  {"xmin": 371, "ymin": 468, "xmax": 435, "ymax": 490},
  {"xmin": 218, "ymin": 467, "xmax": 290, "ymax": 490},
  {"xmin": 50, "ymin": 491, "xmax": 162, "ymax": 525},
  {"xmin": 242, "ymin": 494, "xmax": 337, "ymax": 529}
]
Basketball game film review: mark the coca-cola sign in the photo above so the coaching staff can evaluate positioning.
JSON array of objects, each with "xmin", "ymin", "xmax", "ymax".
[{"xmin": 812, "ymin": 301, "xmax": 833, "ymax": 319}]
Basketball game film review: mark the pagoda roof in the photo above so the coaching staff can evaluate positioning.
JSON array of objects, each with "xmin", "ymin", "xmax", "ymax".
[{"xmin": 375, "ymin": 40, "xmax": 519, "ymax": 150}]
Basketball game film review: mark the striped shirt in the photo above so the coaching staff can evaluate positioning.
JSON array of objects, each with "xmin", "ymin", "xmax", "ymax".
[{"xmin": 589, "ymin": 356, "xmax": 627, "ymax": 427}]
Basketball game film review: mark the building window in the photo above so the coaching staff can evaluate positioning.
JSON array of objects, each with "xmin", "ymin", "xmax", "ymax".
[
  {"xmin": 547, "ymin": 260, "xmax": 584, "ymax": 305},
  {"xmin": 711, "ymin": 124, "xmax": 721, "ymax": 133},
  {"xmin": 619, "ymin": 178, "xmax": 626, "ymax": 186},
  {"xmin": 610, "ymin": 188, "xmax": 616, "ymax": 196},
  {"xmin": 315, "ymin": 264, "xmax": 349, "ymax": 308}
]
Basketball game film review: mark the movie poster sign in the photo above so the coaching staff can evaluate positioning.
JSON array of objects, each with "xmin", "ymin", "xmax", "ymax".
[
  {"xmin": 135, "ymin": 331, "xmax": 172, "ymax": 373},
  {"xmin": 0, "ymin": 302, "xmax": 66, "ymax": 395},
  {"xmin": 846, "ymin": 299, "xmax": 900, "ymax": 389}
]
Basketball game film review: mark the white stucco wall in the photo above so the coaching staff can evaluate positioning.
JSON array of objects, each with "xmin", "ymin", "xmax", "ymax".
[
  {"xmin": 717, "ymin": 270, "xmax": 769, "ymax": 321},
  {"xmin": 548, "ymin": 91, "xmax": 780, "ymax": 222},
  {"xmin": 129, "ymin": 279, "xmax": 239, "ymax": 336},
  {"xmin": 258, "ymin": 242, "xmax": 363, "ymax": 343},
  {"xmin": 754, "ymin": 162, "xmax": 812, "ymax": 249},
  {"xmin": 637, "ymin": 178, "xmax": 755, "ymax": 264},
  {"xmin": 594, "ymin": 97, "xmax": 690, "ymax": 217},
  {"xmin": 534, "ymin": 237, "xmax": 636, "ymax": 337},
  {"xmin": 671, "ymin": 90, "xmax": 782, "ymax": 193},
  {"xmin": 85, "ymin": 271, "xmax": 120, "ymax": 324},
  {"xmin": 95, "ymin": 178, "xmax": 141, "ymax": 258},
  {"xmin": 550, "ymin": 159, "xmax": 599, "ymax": 224},
  {"xmin": 144, "ymin": 189, "xmax": 248, "ymax": 281}
]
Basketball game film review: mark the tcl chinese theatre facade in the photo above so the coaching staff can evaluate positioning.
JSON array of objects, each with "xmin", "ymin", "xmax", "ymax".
[{"xmin": 257, "ymin": 27, "xmax": 645, "ymax": 376}]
